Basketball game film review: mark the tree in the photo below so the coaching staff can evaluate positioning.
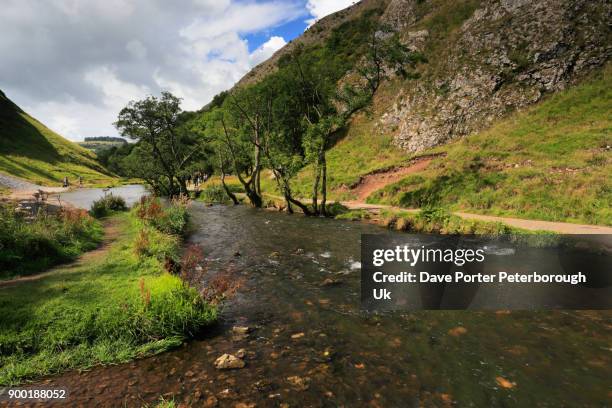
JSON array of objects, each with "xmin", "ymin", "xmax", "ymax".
[
  {"xmin": 115, "ymin": 92, "xmax": 206, "ymax": 197},
  {"xmin": 297, "ymin": 25, "xmax": 425, "ymax": 215}
]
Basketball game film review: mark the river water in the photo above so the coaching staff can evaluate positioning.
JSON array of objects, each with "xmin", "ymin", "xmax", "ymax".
[
  {"xmin": 35, "ymin": 203, "xmax": 610, "ymax": 407},
  {"xmin": 58, "ymin": 184, "xmax": 147, "ymax": 209}
]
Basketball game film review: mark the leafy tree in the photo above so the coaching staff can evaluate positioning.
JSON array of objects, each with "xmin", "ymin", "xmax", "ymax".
[{"xmin": 115, "ymin": 92, "xmax": 206, "ymax": 197}]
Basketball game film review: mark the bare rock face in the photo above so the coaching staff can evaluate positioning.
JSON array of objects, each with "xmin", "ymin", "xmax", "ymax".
[{"xmin": 379, "ymin": 0, "xmax": 611, "ymax": 152}]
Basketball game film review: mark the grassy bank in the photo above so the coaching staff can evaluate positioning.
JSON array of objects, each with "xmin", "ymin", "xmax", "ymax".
[
  {"xmin": 0, "ymin": 204, "xmax": 103, "ymax": 280},
  {"xmin": 0, "ymin": 200, "xmax": 216, "ymax": 385},
  {"xmin": 367, "ymin": 68, "xmax": 612, "ymax": 225},
  {"xmin": 336, "ymin": 206, "xmax": 555, "ymax": 237}
]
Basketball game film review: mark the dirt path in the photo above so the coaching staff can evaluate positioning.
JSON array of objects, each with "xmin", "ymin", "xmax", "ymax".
[
  {"xmin": 0, "ymin": 218, "xmax": 121, "ymax": 289},
  {"xmin": 350, "ymin": 158, "xmax": 433, "ymax": 201}
]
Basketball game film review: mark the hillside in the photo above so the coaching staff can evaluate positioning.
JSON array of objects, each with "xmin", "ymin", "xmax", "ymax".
[
  {"xmin": 0, "ymin": 90, "xmax": 116, "ymax": 187},
  {"xmin": 242, "ymin": 0, "xmax": 611, "ymax": 225},
  {"xmin": 78, "ymin": 139, "xmax": 127, "ymax": 155},
  {"xmin": 368, "ymin": 67, "xmax": 611, "ymax": 225}
]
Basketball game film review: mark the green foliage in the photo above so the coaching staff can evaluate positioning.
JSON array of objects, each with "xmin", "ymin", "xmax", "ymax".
[
  {"xmin": 198, "ymin": 184, "xmax": 232, "ymax": 204},
  {"xmin": 0, "ymin": 90, "xmax": 117, "ymax": 186},
  {"xmin": 0, "ymin": 212, "xmax": 216, "ymax": 385},
  {"xmin": 89, "ymin": 194, "xmax": 128, "ymax": 218},
  {"xmin": 116, "ymin": 92, "xmax": 210, "ymax": 197},
  {"xmin": 0, "ymin": 204, "xmax": 102, "ymax": 279},
  {"xmin": 334, "ymin": 209, "xmax": 371, "ymax": 221},
  {"xmin": 95, "ymin": 142, "xmax": 135, "ymax": 176},
  {"xmin": 376, "ymin": 208, "xmax": 514, "ymax": 235},
  {"xmin": 325, "ymin": 201, "xmax": 349, "ymax": 217},
  {"xmin": 136, "ymin": 196, "xmax": 190, "ymax": 236}
]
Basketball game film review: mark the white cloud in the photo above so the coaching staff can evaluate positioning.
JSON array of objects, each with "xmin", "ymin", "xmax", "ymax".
[
  {"xmin": 0, "ymin": 0, "xmax": 305, "ymax": 140},
  {"xmin": 181, "ymin": 1, "xmax": 302, "ymax": 40},
  {"xmin": 84, "ymin": 66, "xmax": 150, "ymax": 108},
  {"xmin": 305, "ymin": 0, "xmax": 356, "ymax": 25},
  {"xmin": 249, "ymin": 36, "xmax": 287, "ymax": 66}
]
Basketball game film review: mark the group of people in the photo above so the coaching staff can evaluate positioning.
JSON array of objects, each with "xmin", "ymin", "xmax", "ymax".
[{"xmin": 186, "ymin": 172, "xmax": 209, "ymax": 189}]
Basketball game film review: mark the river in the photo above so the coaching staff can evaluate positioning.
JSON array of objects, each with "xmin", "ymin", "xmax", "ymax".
[
  {"xmin": 35, "ymin": 203, "xmax": 610, "ymax": 407},
  {"xmin": 58, "ymin": 184, "xmax": 147, "ymax": 209}
]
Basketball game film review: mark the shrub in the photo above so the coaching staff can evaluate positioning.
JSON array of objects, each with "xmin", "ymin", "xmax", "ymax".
[
  {"xmin": 136, "ymin": 196, "xmax": 190, "ymax": 236},
  {"xmin": 325, "ymin": 202, "xmax": 349, "ymax": 217},
  {"xmin": 0, "ymin": 204, "xmax": 102, "ymax": 279},
  {"xmin": 90, "ymin": 194, "xmax": 127, "ymax": 218},
  {"xmin": 198, "ymin": 185, "xmax": 231, "ymax": 204}
]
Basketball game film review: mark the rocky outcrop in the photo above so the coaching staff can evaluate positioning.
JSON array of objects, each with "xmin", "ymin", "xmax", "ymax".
[{"xmin": 378, "ymin": 0, "xmax": 611, "ymax": 152}]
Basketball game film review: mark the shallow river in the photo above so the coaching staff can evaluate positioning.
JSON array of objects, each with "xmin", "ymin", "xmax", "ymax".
[
  {"xmin": 36, "ymin": 203, "xmax": 610, "ymax": 407},
  {"xmin": 58, "ymin": 184, "xmax": 147, "ymax": 209}
]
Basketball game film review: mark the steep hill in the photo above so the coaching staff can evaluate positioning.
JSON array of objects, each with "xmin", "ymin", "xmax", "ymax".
[
  {"xmin": 0, "ymin": 90, "xmax": 116, "ymax": 187},
  {"xmin": 242, "ymin": 0, "xmax": 610, "ymax": 225}
]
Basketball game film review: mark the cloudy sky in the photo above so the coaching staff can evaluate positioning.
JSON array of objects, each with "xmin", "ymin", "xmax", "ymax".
[{"xmin": 1, "ymin": 0, "xmax": 357, "ymax": 141}]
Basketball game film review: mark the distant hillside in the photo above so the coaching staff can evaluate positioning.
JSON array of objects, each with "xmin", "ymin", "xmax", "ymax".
[
  {"xmin": 0, "ymin": 90, "xmax": 116, "ymax": 186},
  {"xmin": 83, "ymin": 137, "xmax": 126, "ymax": 143},
  {"xmin": 78, "ymin": 137, "xmax": 127, "ymax": 155}
]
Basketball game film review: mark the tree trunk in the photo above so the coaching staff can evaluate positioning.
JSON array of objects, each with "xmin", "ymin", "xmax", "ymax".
[
  {"xmin": 221, "ymin": 173, "xmax": 239, "ymax": 205},
  {"xmin": 245, "ymin": 186, "xmax": 263, "ymax": 208},
  {"xmin": 321, "ymin": 152, "xmax": 327, "ymax": 216},
  {"xmin": 312, "ymin": 160, "xmax": 321, "ymax": 215},
  {"xmin": 255, "ymin": 167, "xmax": 261, "ymax": 196},
  {"xmin": 179, "ymin": 177, "xmax": 188, "ymax": 197}
]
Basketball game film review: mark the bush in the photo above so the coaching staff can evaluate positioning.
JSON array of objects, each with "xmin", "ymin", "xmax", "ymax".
[
  {"xmin": 0, "ymin": 204, "xmax": 102, "ymax": 279},
  {"xmin": 325, "ymin": 201, "xmax": 349, "ymax": 217},
  {"xmin": 136, "ymin": 196, "xmax": 189, "ymax": 236},
  {"xmin": 90, "ymin": 194, "xmax": 127, "ymax": 218},
  {"xmin": 197, "ymin": 184, "xmax": 230, "ymax": 204}
]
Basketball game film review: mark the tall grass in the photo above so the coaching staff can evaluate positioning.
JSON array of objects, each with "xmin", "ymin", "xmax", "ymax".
[
  {"xmin": 89, "ymin": 194, "xmax": 127, "ymax": 218},
  {"xmin": 0, "ymin": 204, "xmax": 102, "ymax": 279}
]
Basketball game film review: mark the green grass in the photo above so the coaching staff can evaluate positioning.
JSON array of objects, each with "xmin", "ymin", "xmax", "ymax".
[
  {"xmin": 0, "ymin": 90, "xmax": 118, "ymax": 186},
  {"xmin": 367, "ymin": 67, "xmax": 611, "ymax": 225},
  {"xmin": 0, "ymin": 210, "xmax": 216, "ymax": 385},
  {"xmin": 0, "ymin": 204, "xmax": 103, "ymax": 280}
]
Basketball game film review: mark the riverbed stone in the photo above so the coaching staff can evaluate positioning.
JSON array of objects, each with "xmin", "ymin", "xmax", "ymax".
[
  {"xmin": 214, "ymin": 354, "xmax": 246, "ymax": 370},
  {"xmin": 320, "ymin": 278, "xmax": 342, "ymax": 287},
  {"xmin": 287, "ymin": 375, "xmax": 310, "ymax": 391},
  {"xmin": 232, "ymin": 326, "xmax": 250, "ymax": 335}
]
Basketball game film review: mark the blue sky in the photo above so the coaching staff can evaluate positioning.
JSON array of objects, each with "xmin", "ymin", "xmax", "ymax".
[
  {"xmin": 245, "ymin": 18, "xmax": 307, "ymax": 53},
  {"xmin": 0, "ymin": 0, "xmax": 356, "ymax": 140}
]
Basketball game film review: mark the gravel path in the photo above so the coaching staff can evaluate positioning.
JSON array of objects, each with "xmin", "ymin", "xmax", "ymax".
[
  {"xmin": 0, "ymin": 171, "xmax": 67, "ymax": 198},
  {"xmin": 0, "ymin": 172, "xmax": 42, "ymax": 190}
]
